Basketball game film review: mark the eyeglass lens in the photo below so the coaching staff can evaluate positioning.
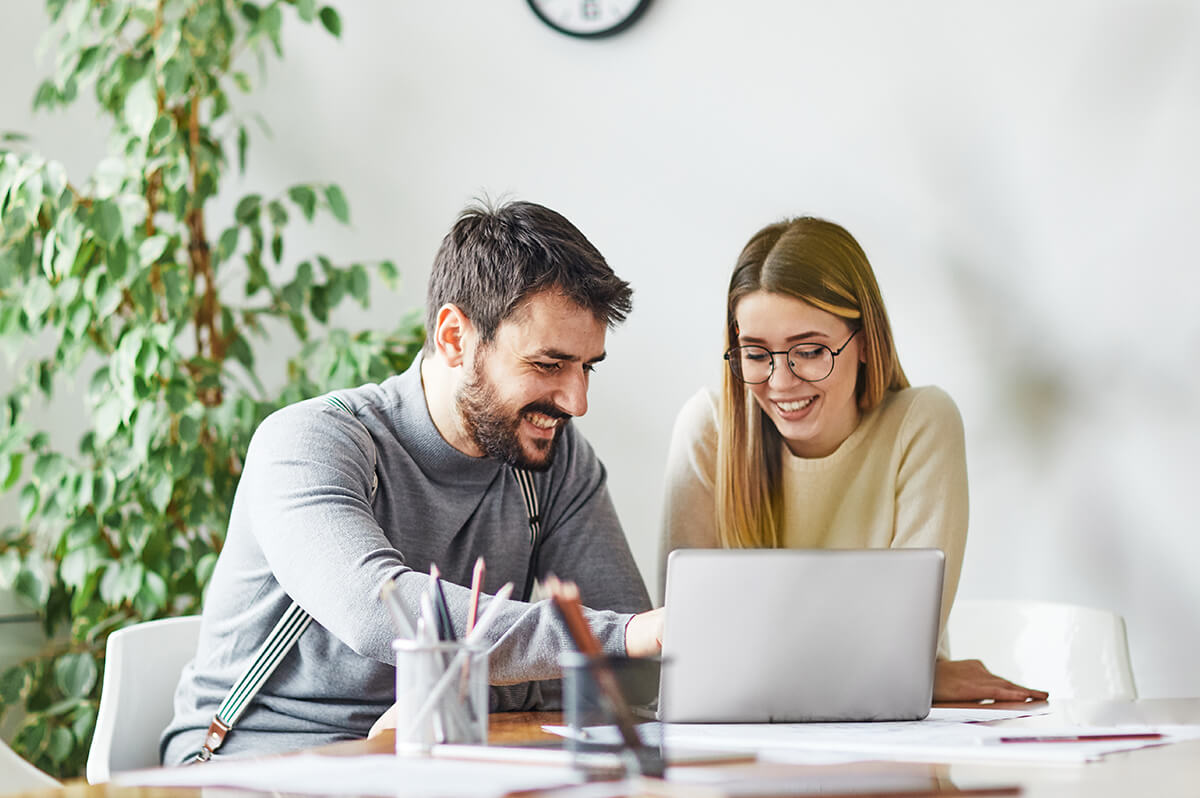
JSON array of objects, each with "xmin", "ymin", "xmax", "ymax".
[{"xmin": 730, "ymin": 344, "xmax": 835, "ymax": 384}]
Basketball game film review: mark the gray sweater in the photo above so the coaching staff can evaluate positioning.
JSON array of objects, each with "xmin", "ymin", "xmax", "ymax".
[{"xmin": 160, "ymin": 360, "xmax": 651, "ymax": 763}]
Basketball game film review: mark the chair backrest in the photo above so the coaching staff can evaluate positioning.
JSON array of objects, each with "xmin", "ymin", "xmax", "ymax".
[
  {"xmin": 86, "ymin": 615, "xmax": 203, "ymax": 784},
  {"xmin": 0, "ymin": 737, "xmax": 61, "ymax": 795},
  {"xmin": 947, "ymin": 599, "xmax": 1137, "ymax": 700}
]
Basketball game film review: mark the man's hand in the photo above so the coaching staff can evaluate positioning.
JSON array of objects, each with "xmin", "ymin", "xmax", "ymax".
[
  {"xmin": 933, "ymin": 658, "xmax": 1049, "ymax": 703},
  {"xmin": 625, "ymin": 608, "xmax": 665, "ymax": 657}
]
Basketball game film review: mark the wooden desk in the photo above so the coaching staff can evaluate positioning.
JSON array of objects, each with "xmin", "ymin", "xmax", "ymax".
[{"xmin": 16, "ymin": 699, "xmax": 1200, "ymax": 798}]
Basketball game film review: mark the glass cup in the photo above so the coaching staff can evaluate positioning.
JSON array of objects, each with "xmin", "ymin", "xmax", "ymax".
[
  {"xmin": 393, "ymin": 639, "xmax": 488, "ymax": 754},
  {"xmin": 559, "ymin": 652, "xmax": 665, "ymax": 774}
]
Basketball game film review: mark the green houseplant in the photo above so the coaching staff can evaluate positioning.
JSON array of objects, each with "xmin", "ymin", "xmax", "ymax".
[{"xmin": 0, "ymin": 0, "xmax": 423, "ymax": 777}]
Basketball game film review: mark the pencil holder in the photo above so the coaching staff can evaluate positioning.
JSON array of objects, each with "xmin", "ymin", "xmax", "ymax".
[
  {"xmin": 559, "ymin": 652, "xmax": 663, "ymax": 762},
  {"xmin": 393, "ymin": 639, "xmax": 488, "ymax": 754}
]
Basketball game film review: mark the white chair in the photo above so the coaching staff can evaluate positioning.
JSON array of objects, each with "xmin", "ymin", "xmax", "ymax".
[
  {"xmin": 86, "ymin": 615, "xmax": 203, "ymax": 784},
  {"xmin": 0, "ymin": 737, "xmax": 61, "ymax": 795},
  {"xmin": 947, "ymin": 599, "xmax": 1138, "ymax": 700}
]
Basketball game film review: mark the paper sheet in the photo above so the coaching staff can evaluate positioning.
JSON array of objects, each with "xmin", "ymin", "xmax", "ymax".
[
  {"xmin": 544, "ymin": 707, "xmax": 1200, "ymax": 766},
  {"xmin": 543, "ymin": 706, "xmax": 1049, "ymax": 744},
  {"xmin": 663, "ymin": 722, "xmax": 1200, "ymax": 765},
  {"xmin": 114, "ymin": 753, "xmax": 584, "ymax": 797}
]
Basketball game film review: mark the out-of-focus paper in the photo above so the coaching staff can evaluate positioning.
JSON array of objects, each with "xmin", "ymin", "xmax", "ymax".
[{"xmin": 115, "ymin": 753, "xmax": 583, "ymax": 797}]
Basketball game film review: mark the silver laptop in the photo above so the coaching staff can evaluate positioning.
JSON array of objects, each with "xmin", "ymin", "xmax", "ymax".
[{"xmin": 659, "ymin": 548, "xmax": 944, "ymax": 723}]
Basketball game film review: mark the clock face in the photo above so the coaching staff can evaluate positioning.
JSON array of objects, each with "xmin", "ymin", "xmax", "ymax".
[{"xmin": 527, "ymin": 0, "xmax": 652, "ymax": 39}]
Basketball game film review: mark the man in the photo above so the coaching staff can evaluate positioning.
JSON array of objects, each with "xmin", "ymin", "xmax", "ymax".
[{"xmin": 161, "ymin": 200, "xmax": 662, "ymax": 764}]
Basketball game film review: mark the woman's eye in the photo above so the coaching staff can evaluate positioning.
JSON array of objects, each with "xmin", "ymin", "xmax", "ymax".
[{"xmin": 792, "ymin": 346, "xmax": 825, "ymax": 360}]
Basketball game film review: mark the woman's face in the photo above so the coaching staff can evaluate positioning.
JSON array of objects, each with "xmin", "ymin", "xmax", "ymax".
[{"xmin": 733, "ymin": 291, "xmax": 864, "ymax": 458}]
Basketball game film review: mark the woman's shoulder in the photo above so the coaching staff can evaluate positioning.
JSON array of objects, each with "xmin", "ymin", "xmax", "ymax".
[
  {"xmin": 673, "ymin": 387, "xmax": 720, "ymax": 435},
  {"xmin": 664, "ymin": 387, "xmax": 722, "ymax": 470},
  {"xmin": 885, "ymin": 385, "xmax": 960, "ymax": 416},
  {"xmin": 877, "ymin": 385, "xmax": 964, "ymax": 441}
]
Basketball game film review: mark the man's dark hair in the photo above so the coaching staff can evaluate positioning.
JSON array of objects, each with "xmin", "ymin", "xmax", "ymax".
[{"xmin": 423, "ymin": 199, "xmax": 633, "ymax": 352}]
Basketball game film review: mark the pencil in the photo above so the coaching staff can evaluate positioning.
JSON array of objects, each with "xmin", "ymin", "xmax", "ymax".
[
  {"xmin": 467, "ymin": 556, "xmax": 486, "ymax": 635},
  {"xmin": 546, "ymin": 576, "xmax": 663, "ymax": 778},
  {"xmin": 996, "ymin": 732, "xmax": 1163, "ymax": 743}
]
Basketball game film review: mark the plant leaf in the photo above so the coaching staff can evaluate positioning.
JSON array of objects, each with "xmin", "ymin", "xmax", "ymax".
[
  {"xmin": 124, "ymin": 77, "xmax": 158, "ymax": 139},
  {"xmin": 318, "ymin": 6, "xmax": 342, "ymax": 37},
  {"xmin": 235, "ymin": 193, "xmax": 262, "ymax": 224},
  {"xmin": 288, "ymin": 184, "xmax": 316, "ymax": 221},
  {"xmin": 54, "ymin": 653, "xmax": 98, "ymax": 699},
  {"xmin": 323, "ymin": 184, "xmax": 349, "ymax": 224},
  {"xmin": 378, "ymin": 259, "xmax": 399, "ymax": 290},
  {"xmin": 23, "ymin": 280, "xmax": 54, "ymax": 318},
  {"xmin": 46, "ymin": 727, "xmax": 74, "ymax": 764}
]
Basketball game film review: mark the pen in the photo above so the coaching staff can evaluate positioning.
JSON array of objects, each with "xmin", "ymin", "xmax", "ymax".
[
  {"xmin": 429, "ymin": 564, "xmax": 456, "ymax": 641},
  {"xmin": 996, "ymin": 732, "xmax": 1163, "ymax": 743}
]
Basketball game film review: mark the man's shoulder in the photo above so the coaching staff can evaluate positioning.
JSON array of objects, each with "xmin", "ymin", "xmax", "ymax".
[{"xmin": 253, "ymin": 378, "xmax": 405, "ymax": 455}]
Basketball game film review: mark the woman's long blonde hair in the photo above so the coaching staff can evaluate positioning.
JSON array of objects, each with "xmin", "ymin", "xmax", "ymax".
[{"xmin": 714, "ymin": 217, "xmax": 909, "ymax": 549}]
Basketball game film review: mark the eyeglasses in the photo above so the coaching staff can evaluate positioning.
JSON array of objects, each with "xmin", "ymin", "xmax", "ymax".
[{"xmin": 724, "ymin": 329, "xmax": 860, "ymax": 385}]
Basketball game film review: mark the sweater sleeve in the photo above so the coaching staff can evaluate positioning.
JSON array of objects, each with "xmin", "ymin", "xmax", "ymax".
[
  {"xmin": 890, "ymin": 387, "xmax": 969, "ymax": 658},
  {"xmin": 239, "ymin": 403, "xmax": 407, "ymax": 664},
  {"xmin": 657, "ymin": 389, "xmax": 722, "ymax": 596},
  {"xmin": 243, "ymin": 404, "xmax": 649, "ymax": 687}
]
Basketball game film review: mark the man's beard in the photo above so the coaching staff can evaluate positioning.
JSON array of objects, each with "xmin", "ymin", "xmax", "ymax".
[{"xmin": 456, "ymin": 360, "xmax": 570, "ymax": 472}]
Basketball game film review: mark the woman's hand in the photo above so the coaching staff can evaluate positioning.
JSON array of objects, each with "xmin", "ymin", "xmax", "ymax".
[
  {"xmin": 625, "ymin": 608, "xmax": 665, "ymax": 657},
  {"xmin": 933, "ymin": 658, "xmax": 1049, "ymax": 703}
]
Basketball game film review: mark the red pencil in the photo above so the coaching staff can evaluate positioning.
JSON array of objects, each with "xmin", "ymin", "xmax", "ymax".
[
  {"xmin": 466, "ymin": 557, "xmax": 485, "ymax": 635},
  {"xmin": 997, "ymin": 732, "xmax": 1163, "ymax": 744}
]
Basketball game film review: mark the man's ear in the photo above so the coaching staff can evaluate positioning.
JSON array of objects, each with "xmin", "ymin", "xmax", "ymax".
[{"xmin": 433, "ymin": 303, "xmax": 473, "ymax": 368}]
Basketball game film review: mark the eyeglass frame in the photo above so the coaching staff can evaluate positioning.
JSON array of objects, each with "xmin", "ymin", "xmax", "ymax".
[{"xmin": 723, "ymin": 329, "xmax": 860, "ymax": 385}]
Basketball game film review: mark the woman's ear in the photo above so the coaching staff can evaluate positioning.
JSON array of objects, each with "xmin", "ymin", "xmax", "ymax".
[{"xmin": 433, "ymin": 303, "xmax": 473, "ymax": 368}]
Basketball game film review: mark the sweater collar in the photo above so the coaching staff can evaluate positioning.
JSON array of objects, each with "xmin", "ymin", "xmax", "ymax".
[{"xmin": 381, "ymin": 354, "xmax": 504, "ymax": 486}]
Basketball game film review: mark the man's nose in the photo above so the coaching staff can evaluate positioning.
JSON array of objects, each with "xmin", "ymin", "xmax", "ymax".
[{"xmin": 556, "ymin": 368, "xmax": 589, "ymax": 418}]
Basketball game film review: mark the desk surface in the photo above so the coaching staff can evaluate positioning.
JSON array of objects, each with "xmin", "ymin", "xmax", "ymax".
[{"xmin": 18, "ymin": 698, "xmax": 1200, "ymax": 798}]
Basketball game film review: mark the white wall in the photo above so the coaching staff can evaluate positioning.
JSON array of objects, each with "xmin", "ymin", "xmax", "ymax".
[{"xmin": 4, "ymin": 2, "xmax": 1198, "ymax": 698}]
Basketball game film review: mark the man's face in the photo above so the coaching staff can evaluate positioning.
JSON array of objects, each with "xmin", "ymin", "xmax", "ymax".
[{"xmin": 455, "ymin": 291, "xmax": 607, "ymax": 471}]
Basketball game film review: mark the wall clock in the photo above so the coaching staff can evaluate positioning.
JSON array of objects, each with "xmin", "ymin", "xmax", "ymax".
[{"xmin": 527, "ymin": 0, "xmax": 653, "ymax": 39}]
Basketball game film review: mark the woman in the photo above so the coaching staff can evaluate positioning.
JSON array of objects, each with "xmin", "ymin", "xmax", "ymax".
[{"xmin": 660, "ymin": 216, "xmax": 1045, "ymax": 702}]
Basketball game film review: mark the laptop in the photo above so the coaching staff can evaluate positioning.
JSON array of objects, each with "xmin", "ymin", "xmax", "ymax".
[{"xmin": 658, "ymin": 548, "xmax": 944, "ymax": 723}]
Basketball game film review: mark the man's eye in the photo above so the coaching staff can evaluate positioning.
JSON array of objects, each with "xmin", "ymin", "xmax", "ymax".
[
  {"xmin": 534, "ymin": 362, "xmax": 562, "ymax": 372},
  {"xmin": 583, "ymin": 363, "xmax": 597, "ymax": 374}
]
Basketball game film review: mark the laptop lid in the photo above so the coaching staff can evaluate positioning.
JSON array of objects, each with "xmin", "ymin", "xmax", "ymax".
[{"xmin": 659, "ymin": 548, "xmax": 944, "ymax": 723}]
